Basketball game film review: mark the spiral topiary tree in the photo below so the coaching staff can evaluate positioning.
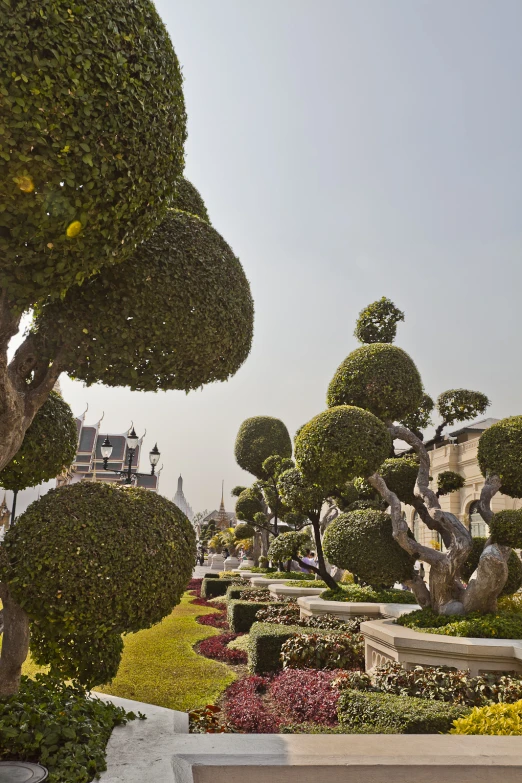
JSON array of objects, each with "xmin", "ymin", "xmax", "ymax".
[
  {"xmin": 0, "ymin": 4, "xmax": 254, "ymax": 695},
  {"xmin": 1, "ymin": 483, "xmax": 196, "ymax": 692}
]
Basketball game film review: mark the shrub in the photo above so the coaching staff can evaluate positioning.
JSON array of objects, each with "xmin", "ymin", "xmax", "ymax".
[
  {"xmin": 397, "ymin": 608, "xmax": 522, "ymax": 639},
  {"xmin": 323, "ymin": 509, "xmax": 415, "ymax": 587},
  {"xmin": 490, "ymin": 510, "xmax": 522, "ymax": 550},
  {"xmin": 267, "ymin": 534, "xmax": 312, "ymax": 567},
  {"xmin": 478, "ymin": 416, "xmax": 522, "ymax": 498},
  {"xmin": 327, "ymin": 344, "xmax": 423, "ymax": 422},
  {"xmin": 234, "ymin": 417, "xmax": 292, "ymax": 479},
  {"xmin": 258, "ymin": 557, "xmax": 270, "ymax": 569},
  {"xmin": 235, "ymin": 490, "xmax": 265, "ymax": 523},
  {"xmin": 255, "ymin": 603, "xmax": 301, "ymax": 625},
  {"xmin": 332, "ymin": 670, "xmax": 374, "ymax": 692},
  {"xmin": 285, "ymin": 580, "xmax": 328, "ymax": 588},
  {"xmin": 196, "ymin": 612, "xmax": 229, "ymax": 630},
  {"xmin": 201, "ymin": 579, "xmax": 233, "ymax": 599},
  {"xmin": 450, "ymin": 700, "xmax": 522, "ymax": 735},
  {"xmin": 223, "ymin": 676, "xmax": 280, "ymax": 733},
  {"xmin": 0, "ymin": 0, "xmax": 186, "ymax": 305},
  {"xmin": 337, "ymin": 690, "xmax": 468, "ymax": 734},
  {"xmin": 280, "ymin": 633, "xmax": 364, "ymax": 671},
  {"xmin": 377, "ymin": 457, "xmax": 419, "ymax": 506},
  {"xmin": 3, "ymin": 483, "xmax": 195, "ymax": 687},
  {"xmin": 460, "ymin": 537, "xmax": 522, "ymax": 596},
  {"xmin": 248, "ymin": 623, "xmax": 311, "ymax": 674},
  {"xmin": 0, "ymin": 674, "xmax": 139, "ymax": 781},
  {"xmin": 197, "ymin": 633, "xmax": 247, "ymax": 665},
  {"xmin": 204, "ymin": 573, "xmax": 221, "ymax": 579},
  {"xmin": 270, "ymin": 670, "xmax": 340, "ymax": 726},
  {"xmin": 354, "ymin": 298, "xmax": 405, "ymax": 345},
  {"xmin": 265, "ymin": 571, "xmax": 315, "ymax": 581},
  {"xmin": 295, "ymin": 406, "xmax": 391, "ymax": 488},
  {"xmin": 228, "ymin": 600, "xmax": 282, "ymax": 633},
  {"xmin": 437, "ymin": 470, "xmax": 465, "ymax": 496},
  {"xmin": 174, "ymin": 178, "xmax": 210, "ymax": 222},
  {"xmin": 320, "ymin": 584, "xmax": 417, "ymax": 604},
  {"xmin": 302, "ymin": 615, "xmax": 367, "ymax": 633}
]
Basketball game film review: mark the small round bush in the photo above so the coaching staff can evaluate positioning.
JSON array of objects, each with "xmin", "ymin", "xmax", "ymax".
[
  {"xmin": 323, "ymin": 509, "xmax": 415, "ymax": 586},
  {"xmin": 354, "ymin": 297, "xmax": 405, "ymax": 344},
  {"xmin": 0, "ymin": 391, "xmax": 77, "ymax": 491},
  {"xmin": 0, "ymin": 0, "xmax": 186, "ymax": 305},
  {"xmin": 378, "ymin": 456, "xmax": 419, "ymax": 506},
  {"xmin": 268, "ymin": 531, "xmax": 310, "ymax": 563},
  {"xmin": 3, "ymin": 482, "xmax": 196, "ymax": 685},
  {"xmin": 489, "ymin": 510, "xmax": 522, "ymax": 549},
  {"xmin": 295, "ymin": 406, "xmax": 391, "ymax": 489},
  {"xmin": 478, "ymin": 416, "xmax": 522, "ymax": 498},
  {"xmin": 327, "ymin": 344, "xmax": 423, "ymax": 422},
  {"xmin": 234, "ymin": 417, "xmax": 292, "ymax": 479},
  {"xmin": 460, "ymin": 536, "xmax": 522, "ymax": 596},
  {"xmin": 277, "ymin": 467, "xmax": 325, "ymax": 514},
  {"xmin": 437, "ymin": 471, "xmax": 465, "ymax": 496},
  {"xmin": 437, "ymin": 390, "xmax": 490, "ymax": 427},
  {"xmin": 235, "ymin": 489, "xmax": 264, "ymax": 522},
  {"xmin": 173, "ymin": 178, "xmax": 210, "ymax": 222},
  {"xmin": 234, "ymin": 522, "xmax": 256, "ymax": 539}
]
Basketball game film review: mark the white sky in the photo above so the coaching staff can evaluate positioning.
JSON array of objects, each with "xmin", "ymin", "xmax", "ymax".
[{"xmin": 10, "ymin": 0, "xmax": 522, "ymax": 516}]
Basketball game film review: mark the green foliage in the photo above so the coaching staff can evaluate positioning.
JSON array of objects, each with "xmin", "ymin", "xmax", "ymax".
[
  {"xmin": 0, "ymin": 0, "xmax": 186, "ymax": 306},
  {"xmin": 337, "ymin": 690, "xmax": 467, "ymax": 734},
  {"xmin": 320, "ymin": 584, "xmax": 418, "ymax": 604},
  {"xmin": 268, "ymin": 531, "xmax": 311, "ymax": 563},
  {"xmin": 397, "ymin": 609, "xmax": 522, "ymax": 639},
  {"xmin": 354, "ymin": 297, "xmax": 405, "ymax": 344},
  {"xmin": 277, "ymin": 467, "xmax": 325, "ymax": 515},
  {"xmin": 0, "ymin": 674, "xmax": 140, "ymax": 782},
  {"xmin": 460, "ymin": 537, "xmax": 522, "ymax": 596},
  {"xmin": 478, "ymin": 416, "xmax": 522, "ymax": 497},
  {"xmin": 437, "ymin": 470, "xmax": 465, "ymax": 496},
  {"xmin": 400, "ymin": 392, "xmax": 434, "ymax": 435},
  {"xmin": 201, "ymin": 579, "xmax": 233, "ymax": 599},
  {"xmin": 225, "ymin": 586, "xmax": 270, "ymax": 601},
  {"xmin": 173, "ymin": 178, "xmax": 209, "ymax": 222},
  {"xmin": 247, "ymin": 622, "xmax": 333, "ymax": 674},
  {"xmin": 437, "ymin": 389, "xmax": 490, "ymax": 427},
  {"xmin": 327, "ymin": 344, "xmax": 423, "ymax": 422},
  {"xmin": 378, "ymin": 456, "xmax": 419, "ymax": 506},
  {"xmin": 295, "ymin": 406, "xmax": 391, "ymax": 489},
  {"xmin": 227, "ymin": 600, "xmax": 282, "ymax": 633},
  {"xmin": 3, "ymin": 482, "xmax": 195, "ymax": 686},
  {"xmin": 235, "ymin": 489, "xmax": 264, "ymax": 522},
  {"xmin": 490, "ymin": 510, "xmax": 522, "ymax": 548},
  {"xmin": 231, "ymin": 485, "xmax": 247, "ymax": 497},
  {"xmin": 35, "ymin": 210, "xmax": 253, "ymax": 392},
  {"xmin": 281, "ymin": 633, "xmax": 364, "ymax": 670},
  {"xmin": 450, "ymin": 700, "xmax": 522, "ymax": 735},
  {"xmin": 0, "ymin": 391, "xmax": 77, "ymax": 491},
  {"xmin": 323, "ymin": 510, "xmax": 415, "ymax": 587},
  {"xmin": 234, "ymin": 523, "xmax": 255, "ymax": 539},
  {"xmin": 234, "ymin": 417, "xmax": 292, "ymax": 479}
]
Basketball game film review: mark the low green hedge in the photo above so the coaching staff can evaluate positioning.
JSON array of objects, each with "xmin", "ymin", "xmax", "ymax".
[
  {"xmin": 321, "ymin": 584, "xmax": 418, "ymax": 604},
  {"xmin": 247, "ymin": 622, "xmax": 334, "ymax": 673},
  {"xmin": 337, "ymin": 690, "xmax": 468, "ymax": 734},
  {"xmin": 248, "ymin": 566, "xmax": 277, "ymax": 573},
  {"xmin": 204, "ymin": 573, "xmax": 220, "ymax": 579},
  {"xmin": 201, "ymin": 578, "xmax": 233, "ymax": 599},
  {"xmin": 227, "ymin": 600, "xmax": 284, "ymax": 633},
  {"xmin": 397, "ymin": 609, "xmax": 522, "ymax": 639},
  {"xmin": 262, "ymin": 571, "xmax": 315, "ymax": 581},
  {"xmin": 225, "ymin": 586, "xmax": 269, "ymax": 601}
]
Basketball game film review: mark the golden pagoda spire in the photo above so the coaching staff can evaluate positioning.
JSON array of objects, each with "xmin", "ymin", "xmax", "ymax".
[{"xmin": 217, "ymin": 480, "xmax": 228, "ymax": 529}]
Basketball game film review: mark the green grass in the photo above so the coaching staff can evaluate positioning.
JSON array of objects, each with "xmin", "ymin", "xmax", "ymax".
[{"xmin": 93, "ymin": 593, "xmax": 235, "ymax": 710}]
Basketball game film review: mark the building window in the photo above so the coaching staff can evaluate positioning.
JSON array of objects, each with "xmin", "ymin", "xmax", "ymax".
[{"xmin": 469, "ymin": 501, "xmax": 489, "ymax": 539}]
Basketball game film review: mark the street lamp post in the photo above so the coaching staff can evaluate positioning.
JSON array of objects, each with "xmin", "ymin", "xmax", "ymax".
[{"xmin": 101, "ymin": 427, "xmax": 160, "ymax": 485}]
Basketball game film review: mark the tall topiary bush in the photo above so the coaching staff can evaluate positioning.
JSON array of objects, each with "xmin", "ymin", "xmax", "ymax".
[{"xmin": 234, "ymin": 417, "xmax": 292, "ymax": 479}]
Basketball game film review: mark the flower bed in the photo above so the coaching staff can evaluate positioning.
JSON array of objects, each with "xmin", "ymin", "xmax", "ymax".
[
  {"xmin": 197, "ymin": 632, "xmax": 247, "ymax": 665},
  {"xmin": 396, "ymin": 608, "xmax": 522, "ymax": 639},
  {"xmin": 320, "ymin": 584, "xmax": 417, "ymax": 604}
]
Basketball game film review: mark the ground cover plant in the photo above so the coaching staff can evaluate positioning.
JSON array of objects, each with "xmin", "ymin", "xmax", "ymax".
[
  {"xmin": 320, "ymin": 584, "xmax": 417, "ymax": 604},
  {"xmin": 450, "ymin": 700, "xmax": 522, "ymax": 735},
  {"xmin": 397, "ymin": 608, "xmax": 522, "ymax": 639},
  {"xmin": 280, "ymin": 632, "xmax": 364, "ymax": 670},
  {"xmin": 197, "ymin": 633, "xmax": 247, "ymax": 665}
]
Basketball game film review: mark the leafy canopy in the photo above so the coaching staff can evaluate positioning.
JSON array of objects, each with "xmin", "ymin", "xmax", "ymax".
[
  {"xmin": 478, "ymin": 416, "xmax": 522, "ymax": 498},
  {"xmin": 234, "ymin": 417, "xmax": 292, "ymax": 479},
  {"xmin": 437, "ymin": 390, "xmax": 490, "ymax": 427},
  {"xmin": 354, "ymin": 297, "xmax": 405, "ymax": 344}
]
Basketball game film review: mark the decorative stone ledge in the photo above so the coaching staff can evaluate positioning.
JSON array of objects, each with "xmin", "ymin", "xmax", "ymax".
[
  {"xmin": 249, "ymin": 576, "xmax": 295, "ymax": 588},
  {"xmin": 361, "ymin": 618, "xmax": 522, "ymax": 675},
  {"xmin": 297, "ymin": 596, "xmax": 419, "ymax": 621},
  {"xmin": 269, "ymin": 584, "xmax": 324, "ymax": 599}
]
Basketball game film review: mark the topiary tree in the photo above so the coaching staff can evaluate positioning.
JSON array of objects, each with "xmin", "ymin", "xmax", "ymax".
[
  {"xmin": 436, "ymin": 471, "xmax": 465, "ymax": 497},
  {"xmin": 267, "ymin": 531, "xmax": 314, "ymax": 573},
  {"xmin": 354, "ymin": 297, "xmax": 405, "ymax": 344},
  {"xmin": 478, "ymin": 417, "xmax": 522, "ymax": 499},
  {"xmin": 323, "ymin": 510, "xmax": 416, "ymax": 588},
  {"xmin": 234, "ymin": 417, "xmax": 292, "ymax": 480},
  {"xmin": 434, "ymin": 390, "xmax": 490, "ymax": 444},
  {"xmin": 0, "ymin": 391, "xmax": 77, "ymax": 520},
  {"xmin": 1, "ymin": 482, "xmax": 196, "ymax": 692},
  {"xmin": 0, "ymin": 4, "xmax": 254, "ymax": 695}
]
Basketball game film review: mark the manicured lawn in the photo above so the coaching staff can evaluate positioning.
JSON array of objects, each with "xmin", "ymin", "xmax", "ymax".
[{"xmin": 93, "ymin": 592, "xmax": 236, "ymax": 711}]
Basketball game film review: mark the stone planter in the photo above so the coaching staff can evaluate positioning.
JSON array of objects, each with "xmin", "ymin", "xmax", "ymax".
[
  {"xmin": 249, "ymin": 576, "xmax": 295, "ymax": 588},
  {"xmin": 361, "ymin": 618, "xmax": 522, "ymax": 676},
  {"xmin": 223, "ymin": 556, "xmax": 240, "ymax": 571},
  {"xmin": 268, "ymin": 584, "xmax": 325, "ymax": 599},
  {"xmin": 297, "ymin": 596, "xmax": 419, "ymax": 622},
  {"xmin": 209, "ymin": 554, "xmax": 225, "ymax": 571}
]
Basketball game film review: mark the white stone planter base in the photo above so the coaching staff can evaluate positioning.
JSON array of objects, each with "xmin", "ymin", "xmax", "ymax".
[
  {"xmin": 269, "ymin": 584, "xmax": 325, "ymax": 599},
  {"xmin": 362, "ymin": 618, "xmax": 522, "ymax": 676},
  {"xmin": 297, "ymin": 596, "xmax": 419, "ymax": 621},
  {"xmin": 223, "ymin": 556, "xmax": 240, "ymax": 571},
  {"xmin": 249, "ymin": 576, "xmax": 296, "ymax": 588}
]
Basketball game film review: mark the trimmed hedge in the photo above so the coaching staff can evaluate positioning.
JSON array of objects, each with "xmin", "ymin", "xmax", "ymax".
[
  {"xmin": 337, "ymin": 690, "xmax": 468, "ymax": 734},
  {"xmin": 204, "ymin": 573, "xmax": 221, "ymax": 579},
  {"xmin": 354, "ymin": 297, "xmax": 404, "ymax": 345},
  {"xmin": 478, "ymin": 416, "xmax": 522, "ymax": 498},
  {"xmin": 377, "ymin": 456, "xmax": 419, "ymax": 506},
  {"xmin": 234, "ymin": 417, "xmax": 292, "ymax": 479},
  {"xmin": 490, "ymin": 510, "xmax": 522, "ymax": 550},
  {"xmin": 201, "ymin": 578, "xmax": 233, "ymax": 599},
  {"xmin": 228, "ymin": 601, "xmax": 284, "ymax": 633},
  {"xmin": 247, "ymin": 622, "xmax": 335, "ymax": 674}
]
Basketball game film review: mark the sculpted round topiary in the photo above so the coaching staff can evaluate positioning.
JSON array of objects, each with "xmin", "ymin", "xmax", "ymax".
[
  {"xmin": 354, "ymin": 297, "xmax": 405, "ymax": 344},
  {"xmin": 234, "ymin": 417, "xmax": 292, "ymax": 479},
  {"xmin": 0, "ymin": 391, "xmax": 77, "ymax": 491},
  {"xmin": 327, "ymin": 344, "xmax": 423, "ymax": 421},
  {"xmin": 267, "ymin": 531, "xmax": 311, "ymax": 563},
  {"xmin": 437, "ymin": 390, "xmax": 490, "ymax": 427},
  {"xmin": 460, "ymin": 537, "xmax": 522, "ymax": 596},
  {"xmin": 295, "ymin": 406, "xmax": 391, "ymax": 489},
  {"xmin": 3, "ymin": 482, "xmax": 196, "ymax": 685},
  {"xmin": 323, "ymin": 510, "xmax": 415, "ymax": 587},
  {"xmin": 173, "ymin": 178, "xmax": 210, "ymax": 223},
  {"xmin": 478, "ymin": 417, "xmax": 522, "ymax": 498},
  {"xmin": 489, "ymin": 510, "xmax": 522, "ymax": 549},
  {"xmin": 378, "ymin": 457, "xmax": 419, "ymax": 506},
  {"xmin": 277, "ymin": 468, "xmax": 325, "ymax": 515},
  {"xmin": 0, "ymin": 0, "xmax": 186, "ymax": 305},
  {"xmin": 235, "ymin": 489, "xmax": 264, "ymax": 522},
  {"xmin": 34, "ymin": 210, "xmax": 254, "ymax": 392},
  {"xmin": 437, "ymin": 471, "xmax": 465, "ymax": 497},
  {"xmin": 234, "ymin": 523, "xmax": 255, "ymax": 540}
]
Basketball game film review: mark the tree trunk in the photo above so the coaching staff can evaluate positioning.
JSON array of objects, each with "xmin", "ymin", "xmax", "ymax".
[
  {"xmin": 306, "ymin": 517, "xmax": 339, "ymax": 590},
  {"xmin": 462, "ymin": 543, "xmax": 510, "ymax": 614},
  {"xmin": 253, "ymin": 531, "xmax": 262, "ymax": 565},
  {"xmin": 0, "ymin": 583, "xmax": 30, "ymax": 696}
]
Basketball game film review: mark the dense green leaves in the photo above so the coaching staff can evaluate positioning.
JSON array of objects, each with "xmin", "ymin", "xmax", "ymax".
[
  {"xmin": 2, "ymin": 483, "xmax": 196, "ymax": 685},
  {"xmin": 377, "ymin": 457, "xmax": 419, "ymax": 506},
  {"xmin": 437, "ymin": 389, "xmax": 490, "ymax": 427},
  {"xmin": 327, "ymin": 344, "xmax": 423, "ymax": 422},
  {"xmin": 234, "ymin": 417, "xmax": 292, "ymax": 479},
  {"xmin": 34, "ymin": 210, "xmax": 254, "ymax": 391},
  {"xmin": 0, "ymin": 0, "xmax": 186, "ymax": 305},
  {"xmin": 400, "ymin": 392, "xmax": 434, "ymax": 436},
  {"xmin": 478, "ymin": 416, "xmax": 522, "ymax": 497},
  {"xmin": 277, "ymin": 468, "xmax": 325, "ymax": 515},
  {"xmin": 0, "ymin": 391, "xmax": 77, "ymax": 491},
  {"xmin": 295, "ymin": 406, "xmax": 391, "ymax": 488},
  {"xmin": 354, "ymin": 297, "xmax": 405, "ymax": 344},
  {"xmin": 489, "ymin": 510, "xmax": 522, "ymax": 549},
  {"xmin": 323, "ymin": 509, "xmax": 415, "ymax": 586},
  {"xmin": 267, "ymin": 531, "xmax": 311, "ymax": 562},
  {"xmin": 173, "ymin": 178, "xmax": 210, "ymax": 223},
  {"xmin": 235, "ymin": 489, "xmax": 264, "ymax": 522},
  {"xmin": 459, "ymin": 536, "xmax": 522, "ymax": 596},
  {"xmin": 437, "ymin": 471, "xmax": 465, "ymax": 496}
]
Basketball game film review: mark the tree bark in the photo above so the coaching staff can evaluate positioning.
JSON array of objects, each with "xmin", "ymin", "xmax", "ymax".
[{"xmin": 0, "ymin": 582, "xmax": 30, "ymax": 697}]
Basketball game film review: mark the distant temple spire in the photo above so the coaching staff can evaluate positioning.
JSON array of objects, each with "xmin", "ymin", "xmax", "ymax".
[
  {"xmin": 220, "ymin": 479, "xmax": 225, "ymax": 511},
  {"xmin": 172, "ymin": 474, "xmax": 194, "ymax": 521},
  {"xmin": 217, "ymin": 481, "xmax": 229, "ymax": 529}
]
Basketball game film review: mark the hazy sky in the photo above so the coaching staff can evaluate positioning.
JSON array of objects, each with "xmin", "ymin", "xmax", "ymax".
[{"xmin": 11, "ymin": 0, "xmax": 522, "ymax": 517}]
